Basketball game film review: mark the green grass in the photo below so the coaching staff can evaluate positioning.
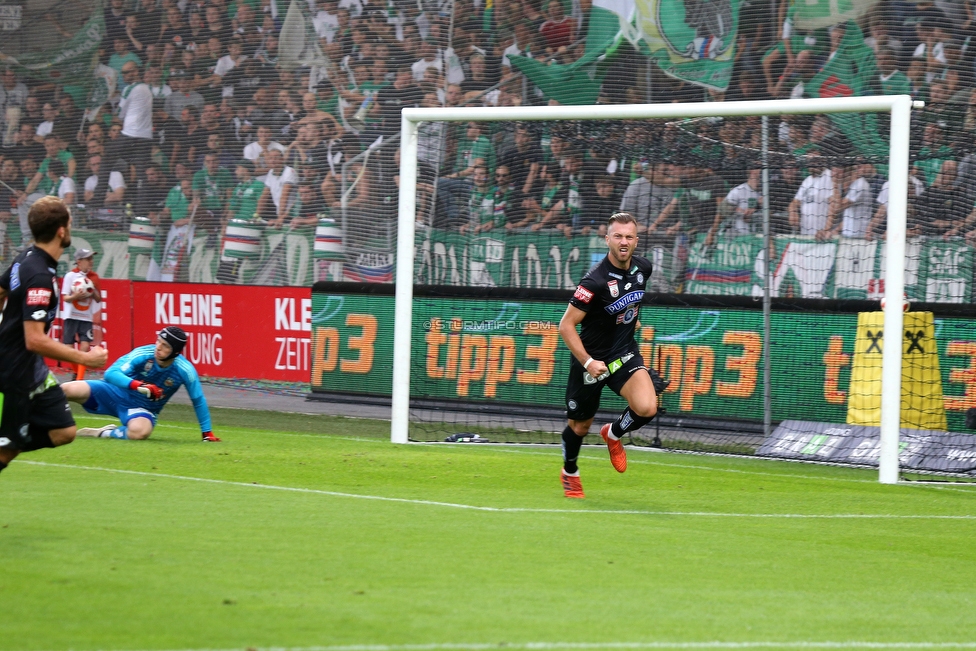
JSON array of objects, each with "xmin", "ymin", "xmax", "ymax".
[{"xmin": 2, "ymin": 406, "xmax": 975, "ymax": 651}]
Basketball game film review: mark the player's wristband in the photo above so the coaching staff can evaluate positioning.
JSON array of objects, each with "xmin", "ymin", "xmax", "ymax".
[{"xmin": 583, "ymin": 357, "xmax": 593, "ymax": 370}]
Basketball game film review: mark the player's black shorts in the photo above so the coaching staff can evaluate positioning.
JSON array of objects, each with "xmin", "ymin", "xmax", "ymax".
[
  {"xmin": 0, "ymin": 376, "xmax": 75, "ymax": 449},
  {"xmin": 63, "ymin": 318, "xmax": 94, "ymax": 345},
  {"xmin": 565, "ymin": 351, "xmax": 648, "ymax": 421}
]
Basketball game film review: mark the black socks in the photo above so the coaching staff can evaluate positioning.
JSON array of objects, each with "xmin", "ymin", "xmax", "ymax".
[
  {"xmin": 561, "ymin": 425, "xmax": 583, "ymax": 474},
  {"xmin": 609, "ymin": 407, "xmax": 655, "ymax": 439}
]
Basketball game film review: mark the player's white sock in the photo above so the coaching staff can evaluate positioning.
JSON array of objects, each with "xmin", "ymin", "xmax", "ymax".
[{"xmin": 105, "ymin": 426, "xmax": 128, "ymax": 439}]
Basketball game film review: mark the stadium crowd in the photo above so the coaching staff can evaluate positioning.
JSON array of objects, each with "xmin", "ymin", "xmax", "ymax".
[{"xmin": 1, "ymin": 0, "xmax": 976, "ymax": 260}]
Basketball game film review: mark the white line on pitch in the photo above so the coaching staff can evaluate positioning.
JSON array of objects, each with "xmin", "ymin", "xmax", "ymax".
[
  {"xmin": 20, "ymin": 461, "xmax": 976, "ymax": 520},
  {"xmin": 81, "ymin": 640, "xmax": 976, "ymax": 651},
  {"xmin": 84, "ymin": 424, "xmax": 976, "ymax": 491}
]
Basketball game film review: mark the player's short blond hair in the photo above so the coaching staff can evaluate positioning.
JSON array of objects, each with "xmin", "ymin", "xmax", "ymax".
[{"xmin": 608, "ymin": 212, "xmax": 637, "ymax": 227}]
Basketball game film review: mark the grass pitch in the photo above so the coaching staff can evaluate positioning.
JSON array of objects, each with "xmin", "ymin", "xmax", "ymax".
[{"xmin": 2, "ymin": 405, "xmax": 975, "ymax": 651}]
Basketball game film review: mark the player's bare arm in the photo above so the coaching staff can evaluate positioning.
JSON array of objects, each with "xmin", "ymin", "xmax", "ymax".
[
  {"xmin": 558, "ymin": 304, "xmax": 607, "ymax": 379},
  {"xmin": 24, "ymin": 320, "xmax": 107, "ymax": 368}
]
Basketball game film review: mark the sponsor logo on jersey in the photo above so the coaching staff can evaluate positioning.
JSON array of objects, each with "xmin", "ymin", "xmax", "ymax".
[
  {"xmin": 637, "ymin": 272, "xmax": 644, "ymax": 285},
  {"xmin": 10, "ymin": 263, "xmax": 20, "ymax": 290},
  {"xmin": 608, "ymin": 280, "xmax": 619, "ymax": 298},
  {"xmin": 608, "ymin": 272, "xmax": 622, "ymax": 279},
  {"xmin": 624, "ymin": 283, "xmax": 632, "ymax": 290},
  {"xmin": 30, "ymin": 309, "xmax": 46, "ymax": 320},
  {"xmin": 165, "ymin": 378, "xmax": 174, "ymax": 387},
  {"xmin": 26, "ymin": 288, "xmax": 51, "ymax": 306},
  {"xmin": 604, "ymin": 291, "xmax": 644, "ymax": 314},
  {"xmin": 573, "ymin": 286, "xmax": 594, "ymax": 303}
]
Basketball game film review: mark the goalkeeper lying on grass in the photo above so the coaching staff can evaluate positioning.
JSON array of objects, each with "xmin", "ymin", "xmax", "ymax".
[{"xmin": 61, "ymin": 326, "xmax": 220, "ymax": 442}]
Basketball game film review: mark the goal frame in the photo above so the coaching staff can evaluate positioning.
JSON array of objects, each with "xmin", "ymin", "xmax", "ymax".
[{"xmin": 394, "ymin": 97, "xmax": 917, "ymax": 484}]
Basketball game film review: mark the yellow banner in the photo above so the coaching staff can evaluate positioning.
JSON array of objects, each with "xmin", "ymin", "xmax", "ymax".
[{"xmin": 847, "ymin": 311, "xmax": 947, "ymax": 430}]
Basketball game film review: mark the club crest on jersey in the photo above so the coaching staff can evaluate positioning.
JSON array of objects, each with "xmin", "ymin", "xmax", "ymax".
[
  {"xmin": 616, "ymin": 306, "xmax": 639, "ymax": 324},
  {"xmin": 144, "ymin": 361, "xmax": 153, "ymax": 372},
  {"xmin": 165, "ymin": 378, "xmax": 175, "ymax": 387},
  {"xmin": 637, "ymin": 272, "xmax": 644, "ymax": 285},
  {"xmin": 573, "ymin": 285, "xmax": 593, "ymax": 303},
  {"xmin": 608, "ymin": 280, "xmax": 619, "ymax": 298}
]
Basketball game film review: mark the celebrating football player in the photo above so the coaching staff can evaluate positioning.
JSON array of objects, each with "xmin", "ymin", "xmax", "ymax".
[{"xmin": 557, "ymin": 212, "xmax": 668, "ymax": 498}]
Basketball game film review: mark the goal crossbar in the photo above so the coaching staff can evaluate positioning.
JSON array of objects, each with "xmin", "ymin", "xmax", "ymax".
[{"xmin": 395, "ymin": 96, "xmax": 918, "ymax": 484}]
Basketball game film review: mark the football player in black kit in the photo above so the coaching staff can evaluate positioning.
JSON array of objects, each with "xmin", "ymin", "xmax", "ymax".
[
  {"xmin": 558, "ymin": 211, "xmax": 667, "ymax": 498},
  {"xmin": 0, "ymin": 196, "xmax": 108, "ymax": 475}
]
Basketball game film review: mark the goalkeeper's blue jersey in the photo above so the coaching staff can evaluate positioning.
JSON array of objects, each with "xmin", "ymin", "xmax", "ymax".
[{"xmin": 104, "ymin": 344, "xmax": 212, "ymax": 432}]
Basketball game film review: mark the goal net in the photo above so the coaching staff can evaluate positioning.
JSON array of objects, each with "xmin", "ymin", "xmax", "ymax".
[{"xmin": 358, "ymin": 96, "xmax": 969, "ymax": 484}]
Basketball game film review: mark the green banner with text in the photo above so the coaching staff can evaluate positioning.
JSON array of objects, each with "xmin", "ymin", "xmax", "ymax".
[{"xmin": 311, "ymin": 292, "xmax": 976, "ymax": 432}]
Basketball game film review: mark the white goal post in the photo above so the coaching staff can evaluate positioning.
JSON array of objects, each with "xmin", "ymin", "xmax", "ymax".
[{"xmin": 394, "ymin": 96, "xmax": 918, "ymax": 484}]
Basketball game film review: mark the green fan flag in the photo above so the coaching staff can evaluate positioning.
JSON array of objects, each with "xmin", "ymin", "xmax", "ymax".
[
  {"xmin": 0, "ymin": 5, "xmax": 104, "ymax": 86},
  {"xmin": 637, "ymin": 0, "xmax": 744, "ymax": 92},
  {"xmin": 807, "ymin": 21, "xmax": 888, "ymax": 159},
  {"xmin": 793, "ymin": 0, "xmax": 881, "ymax": 31},
  {"xmin": 510, "ymin": 0, "xmax": 744, "ymax": 104},
  {"xmin": 508, "ymin": 0, "xmax": 636, "ymax": 105}
]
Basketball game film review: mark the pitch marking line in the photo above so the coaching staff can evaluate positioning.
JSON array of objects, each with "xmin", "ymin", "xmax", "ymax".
[
  {"xmin": 131, "ymin": 422, "xmax": 976, "ymax": 490},
  {"xmin": 94, "ymin": 641, "xmax": 976, "ymax": 651},
  {"xmin": 69, "ymin": 422, "xmax": 976, "ymax": 492},
  {"xmin": 21, "ymin": 461, "xmax": 976, "ymax": 520}
]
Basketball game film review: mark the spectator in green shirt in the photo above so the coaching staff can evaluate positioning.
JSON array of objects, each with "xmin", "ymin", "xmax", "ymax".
[
  {"xmin": 435, "ymin": 121, "xmax": 496, "ymax": 229},
  {"xmin": 193, "ymin": 153, "xmax": 232, "ymax": 213},
  {"xmin": 16, "ymin": 136, "xmax": 76, "ymax": 242},
  {"xmin": 877, "ymin": 48, "xmax": 912, "ymax": 97},
  {"xmin": 162, "ymin": 179, "xmax": 193, "ymax": 227},
  {"xmin": 461, "ymin": 165, "xmax": 494, "ymax": 234},
  {"xmin": 108, "ymin": 37, "xmax": 143, "ymax": 75},
  {"xmin": 24, "ymin": 136, "xmax": 76, "ymax": 197},
  {"xmin": 226, "ymin": 160, "xmax": 266, "ymax": 222},
  {"xmin": 192, "ymin": 153, "xmax": 232, "ymax": 235}
]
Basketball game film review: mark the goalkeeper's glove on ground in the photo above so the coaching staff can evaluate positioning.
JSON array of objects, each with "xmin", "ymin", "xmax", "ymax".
[
  {"xmin": 201, "ymin": 431, "xmax": 221, "ymax": 442},
  {"xmin": 129, "ymin": 380, "xmax": 163, "ymax": 401}
]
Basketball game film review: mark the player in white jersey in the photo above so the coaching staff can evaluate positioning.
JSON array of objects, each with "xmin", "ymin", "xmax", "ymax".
[{"xmin": 60, "ymin": 247, "xmax": 102, "ymax": 380}]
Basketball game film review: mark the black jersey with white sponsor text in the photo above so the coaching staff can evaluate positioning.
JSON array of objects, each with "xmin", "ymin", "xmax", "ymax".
[
  {"xmin": 568, "ymin": 254, "xmax": 652, "ymax": 361},
  {"xmin": 0, "ymin": 245, "xmax": 61, "ymax": 390}
]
